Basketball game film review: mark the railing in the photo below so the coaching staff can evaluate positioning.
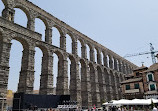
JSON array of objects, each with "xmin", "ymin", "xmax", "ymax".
[
  {"xmin": 145, "ymin": 90, "xmax": 157, "ymax": 94},
  {"xmin": 125, "ymin": 89, "xmax": 140, "ymax": 93}
]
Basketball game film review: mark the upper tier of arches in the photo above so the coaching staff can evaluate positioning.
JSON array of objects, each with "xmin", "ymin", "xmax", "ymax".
[{"xmin": 0, "ymin": 0, "xmax": 137, "ymax": 74}]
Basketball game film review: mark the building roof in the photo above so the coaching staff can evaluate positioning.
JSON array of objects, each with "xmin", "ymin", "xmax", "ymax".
[
  {"xmin": 144, "ymin": 63, "xmax": 158, "ymax": 73},
  {"xmin": 133, "ymin": 65, "xmax": 148, "ymax": 71},
  {"xmin": 121, "ymin": 77, "xmax": 142, "ymax": 84},
  {"xmin": 125, "ymin": 73, "xmax": 134, "ymax": 78}
]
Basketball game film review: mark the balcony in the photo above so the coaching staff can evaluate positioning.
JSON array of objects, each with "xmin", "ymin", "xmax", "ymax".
[
  {"xmin": 125, "ymin": 89, "xmax": 140, "ymax": 93},
  {"xmin": 145, "ymin": 90, "xmax": 158, "ymax": 94}
]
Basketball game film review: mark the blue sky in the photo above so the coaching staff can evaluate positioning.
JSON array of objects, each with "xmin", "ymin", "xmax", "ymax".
[
  {"xmin": 30, "ymin": 0, "xmax": 158, "ymax": 66},
  {"xmin": 0, "ymin": 0, "xmax": 158, "ymax": 91}
]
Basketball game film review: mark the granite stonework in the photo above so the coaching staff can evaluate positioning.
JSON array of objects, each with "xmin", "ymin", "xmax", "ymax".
[{"xmin": 0, "ymin": 0, "xmax": 137, "ymax": 109}]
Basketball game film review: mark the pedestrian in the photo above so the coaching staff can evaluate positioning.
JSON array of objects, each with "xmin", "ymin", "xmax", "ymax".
[
  {"xmin": 153, "ymin": 106, "xmax": 158, "ymax": 111},
  {"xmin": 50, "ymin": 108, "xmax": 53, "ymax": 111},
  {"xmin": 118, "ymin": 107, "xmax": 121, "ymax": 111},
  {"xmin": 112, "ymin": 106, "xmax": 115, "ymax": 111},
  {"xmin": 121, "ymin": 106, "xmax": 124, "ymax": 111}
]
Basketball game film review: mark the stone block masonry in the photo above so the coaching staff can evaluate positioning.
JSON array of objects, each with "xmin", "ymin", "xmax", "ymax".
[{"xmin": 0, "ymin": 0, "xmax": 137, "ymax": 109}]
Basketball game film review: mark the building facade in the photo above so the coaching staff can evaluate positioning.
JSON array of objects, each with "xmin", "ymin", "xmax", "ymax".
[
  {"xmin": 121, "ymin": 63, "xmax": 158, "ymax": 100},
  {"xmin": 143, "ymin": 63, "xmax": 158, "ymax": 99}
]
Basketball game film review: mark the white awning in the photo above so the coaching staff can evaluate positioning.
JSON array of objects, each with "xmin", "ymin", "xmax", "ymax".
[{"xmin": 103, "ymin": 99, "xmax": 158, "ymax": 106}]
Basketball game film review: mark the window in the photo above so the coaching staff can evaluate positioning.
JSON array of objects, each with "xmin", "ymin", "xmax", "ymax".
[
  {"xmin": 148, "ymin": 74, "xmax": 153, "ymax": 81},
  {"xmin": 136, "ymin": 72, "xmax": 139, "ymax": 76},
  {"xmin": 134, "ymin": 83, "xmax": 139, "ymax": 89},
  {"xmin": 126, "ymin": 85, "xmax": 130, "ymax": 90},
  {"xmin": 150, "ymin": 84, "xmax": 156, "ymax": 91}
]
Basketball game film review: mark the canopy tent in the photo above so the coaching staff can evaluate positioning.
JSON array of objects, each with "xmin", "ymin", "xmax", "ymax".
[{"xmin": 103, "ymin": 99, "xmax": 158, "ymax": 106}]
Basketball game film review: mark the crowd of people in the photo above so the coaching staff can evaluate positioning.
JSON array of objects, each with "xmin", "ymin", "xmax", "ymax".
[
  {"xmin": 40, "ymin": 108, "xmax": 57, "ymax": 111},
  {"xmin": 104, "ymin": 106, "xmax": 158, "ymax": 111}
]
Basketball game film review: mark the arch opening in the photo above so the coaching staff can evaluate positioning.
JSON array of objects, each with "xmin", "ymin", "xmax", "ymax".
[
  {"xmin": 129, "ymin": 66, "xmax": 132, "ymax": 73},
  {"xmin": 67, "ymin": 55, "xmax": 77, "ymax": 95},
  {"xmin": 0, "ymin": 0, "xmax": 5, "ymax": 16},
  {"xmin": 52, "ymin": 51, "xmax": 64, "ymax": 94},
  {"xmin": 66, "ymin": 34, "xmax": 73, "ymax": 54},
  {"xmin": 112, "ymin": 57, "xmax": 114, "ymax": 69},
  {"xmin": 77, "ymin": 40, "xmax": 82, "ymax": 57},
  {"xmin": 94, "ymin": 48, "xmax": 97, "ymax": 63},
  {"xmin": 126, "ymin": 65, "xmax": 130, "ymax": 74},
  {"xmin": 35, "ymin": 18, "xmax": 46, "ymax": 41},
  {"xmin": 86, "ymin": 44, "xmax": 90, "ymax": 60},
  {"xmin": 8, "ymin": 40, "xmax": 23, "ymax": 92},
  {"xmin": 101, "ymin": 51, "xmax": 104, "ymax": 65},
  {"xmin": 67, "ymin": 57, "xmax": 71, "ymax": 92},
  {"xmin": 14, "ymin": 8, "xmax": 28, "ymax": 27},
  {"xmin": 107, "ymin": 55, "xmax": 110, "ymax": 67},
  {"xmin": 119, "ymin": 61, "xmax": 122, "ymax": 72},
  {"xmin": 120, "ymin": 74, "xmax": 124, "ymax": 82},
  {"xmin": 52, "ymin": 53, "xmax": 58, "ymax": 93},
  {"xmin": 122, "ymin": 62, "xmax": 125, "ymax": 73},
  {"xmin": 52, "ymin": 27, "xmax": 61, "ymax": 47},
  {"xmin": 78, "ymin": 61, "xmax": 81, "ymax": 81},
  {"xmin": 126, "ymin": 64, "xmax": 129, "ymax": 74},
  {"xmin": 34, "ymin": 47, "xmax": 43, "ymax": 93},
  {"xmin": 116, "ymin": 59, "xmax": 119, "ymax": 71}
]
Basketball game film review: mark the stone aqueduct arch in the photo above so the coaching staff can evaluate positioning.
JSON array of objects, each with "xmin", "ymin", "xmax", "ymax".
[{"xmin": 0, "ymin": 0, "xmax": 137, "ymax": 107}]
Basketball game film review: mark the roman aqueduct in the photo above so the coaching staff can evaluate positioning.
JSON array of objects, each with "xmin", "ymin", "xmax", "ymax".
[{"xmin": 0, "ymin": 0, "xmax": 137, "ymax": 107}]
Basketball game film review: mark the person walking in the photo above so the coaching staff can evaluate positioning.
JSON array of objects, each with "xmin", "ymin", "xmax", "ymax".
[
  {"xmin": 50, "ymin": 108, "xmax": 53, "ymax": 111},
  {"xmin": 118, "ymin": 107, "xmax": 121, "ymax": 111},
  {"xmin": 153, "ymin": 106, "xmax": 158, "ymax": 111}
]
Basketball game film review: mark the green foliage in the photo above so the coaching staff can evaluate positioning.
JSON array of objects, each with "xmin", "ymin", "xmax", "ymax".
[
  {"xmin": 151, "ymin": 99, "xmax": 155, "ymax": 109},
  {"xmin": 101, "ymin": 99, "xmax": 106, "ymax": 104}
]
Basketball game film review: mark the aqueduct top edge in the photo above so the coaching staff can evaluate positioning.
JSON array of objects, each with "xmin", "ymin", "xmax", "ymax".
[{"xmin": 3, "ymin": 0, "xmax": 138, "ymax": 68}]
